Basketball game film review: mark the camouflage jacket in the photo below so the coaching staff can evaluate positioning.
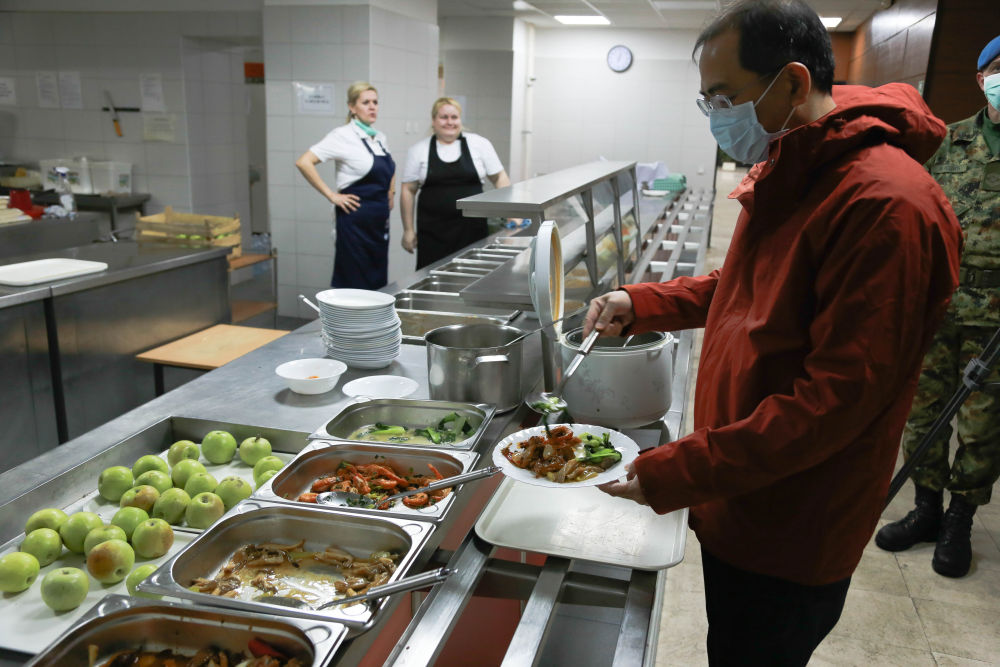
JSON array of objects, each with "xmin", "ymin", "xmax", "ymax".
[{"xmin": 926, "ymin": 108, "xmax": 1000, "ymax": 326}]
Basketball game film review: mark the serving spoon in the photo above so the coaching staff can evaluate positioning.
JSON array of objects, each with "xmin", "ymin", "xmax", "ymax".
[
  {"xmin": 525, "ymin": 327, "xmax": 601, "ymax": 416},
  {"xmin": 499, "ymin": 303, "xmax": 589, "ymax": 348},
  {"xmin": 316, "ymin": 466, "xmax": 502, "ymax": 508},
  {"xmin": 256, "ymin": 567, "xmax": 454, "ymax": 611}
]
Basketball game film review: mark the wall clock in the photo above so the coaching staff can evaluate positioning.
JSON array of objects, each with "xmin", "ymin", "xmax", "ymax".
[{"xmin": 607, "ymin": 45, "xmax": 633, "ymax": 73}]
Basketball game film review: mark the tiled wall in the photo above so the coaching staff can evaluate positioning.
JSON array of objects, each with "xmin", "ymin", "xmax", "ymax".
[
  {"xmin": 182, "ymin": 37, "xmax": 253, "ymax": 248},
  {"xmin": 441, "ymin": 49, "xmax": 514, "ymax": 169},
  {"xmin": 265, "ymin": 4, "xmax": 438, "ymax": 318},
  {"xmin": 0, "ymin": 11, "xmax": 260, "ymax": 220},
  {"xmin": 529, "ymin": 28, "xmax": 718, "ymax": 190}
]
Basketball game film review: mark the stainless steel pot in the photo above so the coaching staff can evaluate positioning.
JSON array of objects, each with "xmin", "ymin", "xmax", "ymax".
[
  {"xmin": 559, "ymin": 328, "xmax": 674, "ymax": 428},
  {"xmin": 425, "ymin": 324, "xmax": 524, "ymax": 412}
]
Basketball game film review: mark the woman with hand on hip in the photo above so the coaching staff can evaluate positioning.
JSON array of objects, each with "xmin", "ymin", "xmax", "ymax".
[
  {"xmin": 400, "ymin": 97, "xmax": 511, "ymax": 269},
  {"xmin": 295, "ymin": 81, "xmax": 395, "ymax": 289}
]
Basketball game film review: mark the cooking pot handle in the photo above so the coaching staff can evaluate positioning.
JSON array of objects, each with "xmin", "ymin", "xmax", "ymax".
[{"xmin": 474, "ymin": 354, "xmax": 509, "ymax": 366}]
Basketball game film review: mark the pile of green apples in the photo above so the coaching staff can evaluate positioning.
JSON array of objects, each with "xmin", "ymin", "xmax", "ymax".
[
  {"xmin": 0, "ymin": 431, "xmax": 285, "ymax": 613},
  {"xmin": 99, "ymin": 432, "xmax": 284, "ymax": 533}
]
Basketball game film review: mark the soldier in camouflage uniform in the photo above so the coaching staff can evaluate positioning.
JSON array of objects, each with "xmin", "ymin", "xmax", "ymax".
[{"xmin": 876, "ymin": 35, "xmax": 1000, "ymax": 578}]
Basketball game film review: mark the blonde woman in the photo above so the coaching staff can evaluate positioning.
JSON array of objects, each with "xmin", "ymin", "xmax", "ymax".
[
  {"xmin": 295, "ymin": 81, "xmax": 396, "ymax": 289},
  {"xmin": 400, "ymin": 97, "xmax": 511, "ymax": 269}
]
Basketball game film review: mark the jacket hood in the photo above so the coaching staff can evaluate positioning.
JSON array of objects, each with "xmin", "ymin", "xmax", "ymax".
[{"xmin": 737, "ymin": 83, "xmax": 947, "ymax": 205}]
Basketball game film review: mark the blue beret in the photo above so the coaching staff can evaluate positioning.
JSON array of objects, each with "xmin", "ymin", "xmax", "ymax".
[{"xmin": 979, "ymin": 35, "xmax": 1000, "ymax": 70}]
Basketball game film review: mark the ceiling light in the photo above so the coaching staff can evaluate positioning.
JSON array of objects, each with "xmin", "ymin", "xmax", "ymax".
[
  {"xmin": 820, "ymin": 16, "xmax": 842, "ymax": 29},
  {"xmin": 554, "ymin": 15, "xmax": 611, "ymax": 25},
  {"xmin": 652, "ymin": 1, "xmax": 718, "ymax": 9},
  {"xmin": 512, "ymin": 1, "xmax": 535, "ymax": 10}
]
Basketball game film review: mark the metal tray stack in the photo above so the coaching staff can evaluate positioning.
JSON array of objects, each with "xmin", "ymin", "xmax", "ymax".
[
  {"xmin": 26, "ymin": 595, "xmax": 348, "ymax": 666},
  {"xmin": 256, "ymin": 440, "xmax": 478, "ymax": 524},
  {"xmin": 308, "ymin": 398, "xmax": 495, "ymax": 451},
  {"xmin": 140, "ymin": 500, "xmax": 434, "ymax": 630}
]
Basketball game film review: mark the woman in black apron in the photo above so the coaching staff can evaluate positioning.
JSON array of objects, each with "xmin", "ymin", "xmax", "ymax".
[
  {"xmin": 400, "ymin": 98, "xmax": 511, "ymax": 270},
  {"xmin": 295, "ymin": 81, "xmax": 396, "ymax": 289}
]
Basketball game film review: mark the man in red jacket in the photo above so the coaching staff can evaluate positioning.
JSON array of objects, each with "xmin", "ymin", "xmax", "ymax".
[{"xmin": 586, "ymin": 1, "xmax": 962, "ymax": 664}]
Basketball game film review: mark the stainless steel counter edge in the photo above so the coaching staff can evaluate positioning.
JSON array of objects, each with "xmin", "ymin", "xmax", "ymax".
[{"xmin": 0, "ymin": 284, "xmax": 50, "ymax": 308}]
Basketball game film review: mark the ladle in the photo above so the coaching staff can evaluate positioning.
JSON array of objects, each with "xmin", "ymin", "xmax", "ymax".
[
  {"xmin": 525, "ymin": 327, "xmax": 601, "ymax": 415},
  {"xmin": 298, "ymin": 294, "xmax": 321, "ymax": 314},
  {"xmin": 499, "ymin": 303, "xmax": 589, "ymax": 348},
  {"xmin": 256, "ymin": 567, "xmax": 453, "ymax": 611},
  {"xmin": 316, "ymin": 466, "xmax": 502, "ymax": 508}
]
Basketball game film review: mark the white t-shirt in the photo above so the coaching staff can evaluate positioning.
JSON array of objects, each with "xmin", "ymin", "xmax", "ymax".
[
  {"xmin": 401, "ymin": 133, "xmax": 504, "ymax": 186},
  {"xmin": 309, "ymin": 122, "xmax": 391, "ymax": 191}
]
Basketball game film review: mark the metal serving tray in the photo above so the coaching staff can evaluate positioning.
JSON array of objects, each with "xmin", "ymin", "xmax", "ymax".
[
  {"xmin": 26, "ymin": 594, "xmax": 347, "ymax": 667},
  {"xmin": 407, "ymin": 275, "xmax": 476, "ymax": 295},
  {"xmin": 455, "ymin": 249, "xmax": 517, "ymax": 263},
  {"xmin": 140, "ymin": 500, "xmax": 434, "ymax": 630},
  {"xmin": 255, "ymin": 441, "xmax": 478, "ymax": 524},
  {"xmin": 308, "ymin": 398, "xmax": 495, "ymax": 451},
  {"xmin": 399, "ymin": 310, "xmax": 513, "ymax": 343},
  {"xmin": 429, "ymin": 260, "xmax": 494, "ymax": 278},
  {"xmin": 395, "ymin": 292, "xmax": 520, "ymax": 319}
]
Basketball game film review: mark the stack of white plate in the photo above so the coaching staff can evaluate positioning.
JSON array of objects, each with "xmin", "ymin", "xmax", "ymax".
[{"xmin": 316, "ymin": 288, "xmax": 401, "ymax": 369}]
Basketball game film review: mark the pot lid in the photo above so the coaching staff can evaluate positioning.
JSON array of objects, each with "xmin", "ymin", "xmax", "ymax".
[{"xmin": 528, "ymin": 220, "xmax": 564, "ymax": 335}]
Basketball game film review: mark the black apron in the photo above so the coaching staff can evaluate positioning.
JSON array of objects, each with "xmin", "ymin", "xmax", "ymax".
[
  {"xmin": 332, "ymin": 135, "xmax": 394, "ymax": 289},
  {"xmin": 415, "ymin": 135, "xmax": 488, "ymax": 269}
]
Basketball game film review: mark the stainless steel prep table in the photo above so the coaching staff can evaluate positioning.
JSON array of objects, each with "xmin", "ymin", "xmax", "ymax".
[
  {"xmin": 0, "ymin": 185, "xmax": 711, "ymax": 666},
  {"xmin": 0, "ymin": 213, "xmax": 111, "ymax": 260}
]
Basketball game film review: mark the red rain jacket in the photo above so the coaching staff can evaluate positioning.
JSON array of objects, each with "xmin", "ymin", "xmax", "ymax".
[{"xmin": 624, "ymin": 84, "xmax": 962, "ymax": 585}]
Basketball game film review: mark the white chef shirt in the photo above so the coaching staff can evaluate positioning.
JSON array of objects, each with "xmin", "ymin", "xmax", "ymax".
[
  {"xmin": 401, "ymin": 133, "xmax": 504, "ymax": 186},
  {"xmin": 309, "ymin": 122, "xmax": 391, "ymax": 191}
]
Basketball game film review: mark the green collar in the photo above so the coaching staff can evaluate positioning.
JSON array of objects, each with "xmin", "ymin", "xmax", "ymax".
[{"xmin": 353, "ymin": 119, "xmax": 377, "ymax": 137}]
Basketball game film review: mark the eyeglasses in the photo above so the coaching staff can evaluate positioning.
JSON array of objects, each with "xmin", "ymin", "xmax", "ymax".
[{"xmin": 696, "ymin": 70, "xmax": 782, "ymax": 116}]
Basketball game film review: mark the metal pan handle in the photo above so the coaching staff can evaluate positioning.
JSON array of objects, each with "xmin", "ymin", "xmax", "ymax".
[{"xmin": 315, "ymin": 567, "xmax": 454, "ymax": 610}]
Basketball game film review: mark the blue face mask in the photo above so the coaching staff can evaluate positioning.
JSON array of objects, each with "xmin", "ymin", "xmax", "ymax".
[
  {"xmin": 985, "ymin": 73, "xmax": 1000, "ymax": 110},
  {"xmin": 709, "ymin": 71, "xmax": 794, "ymax": 164}
]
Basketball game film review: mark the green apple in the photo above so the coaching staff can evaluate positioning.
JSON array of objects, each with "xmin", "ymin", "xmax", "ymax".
[
  {"xmin": 238, "ymin": 436, "xmax": 272, "ymax": 466},
  {"xmin": 132, "ymin": 454, "xmax": 169, "ymax": 478},
  {"xmin": 255, "ymin": 468, "xmax": 279, "ymax": 490},
  {"xmin": 41, "ymin": 567, "xmax": 89, "ymax": 611},
  {"xmin": 131, "ymin": 518, "xmax": 174, "ymax": 559},
  {"xmin": 215, "ymin": 476, "xmax": 252, "ymax": 510},
  {"xmin": 166, "ymin": 440, "xmax": 200, "ymax": 466},
  {"xmin": 171, "ymin": 458, "xmax": 206, "ymax": 489},
  {"xmin": 183, "ymin": 472, "xmax": 218, "ymax": 497},
  {"xmin": 125, "ymin": 563, "xmax": 161, "ymax": 598},
  {"xmin": 152, "ymin": 488, "xmax": 190, "ymax": 525},
  {"xmin": 0, "ymin": 552, "xmax": 40, "ymax": 593},
  {"xmin": 59, "ymin": 511, "xmax": 104, "ymax": 554},
  {"xmin": 201, "ymin": 430, "xmax": 237, "ymax": 464},
  {"xmin": 86, "ymin": 539, "xmax": 135, "ymax": 584},
  {"xmin": 133, "ymin": 470, "xmax": 173, "ymax": 494},
  {"xmin": 20, "ymin": 528, "xmax": 63, "ymax": 567},
  {"xmin": 119, "ymin": 485, "xmax": 160, "ymax": 513},
  {"xmin": 25, "ymin": 507, "xmax": 69, "ymax": 535},
  {"xmin": 253, "ymin": 456, "xmax": 284, "ymax": 485},
  {"xmin": 185, "ymin": 492, "xmax": 225, "ymax": 529},
  {"xmin": 110, "ymin": 506, "xmax": 149, "ymax": 541},
  {"xmin": 83, "ymin": 524, "xmax": 127, "ymax": 556},
  {"xmin": 97, "ymin": 466, "xmax": 135, "ymax": 502}
]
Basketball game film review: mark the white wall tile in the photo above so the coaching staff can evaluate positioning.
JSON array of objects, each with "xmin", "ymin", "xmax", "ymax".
[
  {"xmin": 266, "ymin": 81, "xmax": 293, "ymax": 116},
  {"xmin": 295, "ymin": 186, "xmax": 335, "ymax": 224},
  {"xmin": 341, "ymin": 7, "xmax": 370, "ymax": 45},
  {"xmin": 204, "ymin": 113, "xmax": 232, "ymax": 146},
  {"xmin": 292, "ymin": 116, "xmax": 338, "ymax": 155},
  {"xmin": 146, "ymin": 175, "xmax": 191, "ymax": 208},
  {"xmin": 270, "ymin": 218, "xmax": 297, "ymax": 255},
  {"xmin": 267, "ymin": 149, "xmax": 297, "ymax": 186},
  {"xmin": 290, "ymin": 6, "xmax": 343, "ymax": 45},
  {"xmin": 202, "ymin": 51, "xmax": 231, "ymax": 84},
  {"xmin": 264, "ymin": 42, "xmax": 291, "ymax": 80},
  {"xmin": 266, "ymin": 116, "xmax": 294, "ymax": 151},
  {"xmin": 298, "ymin": 254, "xmax": 334, "ymax": 290},
  {"xmin": 145, "ymin": 143, "xmax": 190, "ymax": 177},
  {"xmin": 291, "ymin": 43, "xmax": 343, "ymax": 82},
  {"xmin": 276, "ymin": 251, "xmax": 297, "ymax": 286},
  {"xmin": 263, "ymin": 7, "xmax": 292, "ymax": 45},
  {"xmin": 201, "ymin": 82, "xmax": 232, "ymax": 115},
  {"xmin": 296, "ymin": 220, "xmax": 334, "ymax": 255}
]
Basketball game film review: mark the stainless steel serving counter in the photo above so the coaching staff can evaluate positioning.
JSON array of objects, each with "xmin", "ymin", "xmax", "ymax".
[{"xmin": 0, "ymin": 213, "xmax": 110, "ymax": 261}]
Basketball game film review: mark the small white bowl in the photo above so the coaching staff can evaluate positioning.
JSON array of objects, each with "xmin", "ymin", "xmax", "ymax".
[{"xmin": 275, "ymin": 358, "xmax": 347, "ymax": 394}]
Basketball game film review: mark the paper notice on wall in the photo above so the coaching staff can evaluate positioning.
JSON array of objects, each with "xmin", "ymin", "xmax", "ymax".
[
  {"xmin": 36, "ymin": 72, "xmax": 60, "ymax": 109},
  {"xmin": 139, "ymin": 73, "xmax": 166, "ymax": 112},
  {"xmin": 143, "ymin": 113, "xmax": 176, "ymax": 142},
  {"xmin": 58, "ymin": 72, "xmax": 82, "ymax": 109},
  {"xmin": 0, "ymin": 78, "xmax": 15, "ymax": 106},
  {"xmin": 294, "ymin": 82, "xmax": 335, "ymax": 114}
]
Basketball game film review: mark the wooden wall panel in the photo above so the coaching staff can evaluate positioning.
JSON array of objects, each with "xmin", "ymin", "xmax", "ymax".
[
  {"xmin": 831, "ymin": 33, "xmax": 853, "ymax": 82},
  {"xmin": 924, "ymin": 0, "xmax": 996, "ymax": 124},
  {"xmin": 845, "ymin": 0, "xmax": 936, "ymax": 88}
]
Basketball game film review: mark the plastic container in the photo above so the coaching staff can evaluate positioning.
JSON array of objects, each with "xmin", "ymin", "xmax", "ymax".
[
  {"xmin": 90, "ymin": 160, "xmax": 133, "ymax": 194},
  {"xmin": 39, "ymin": 158, "xmax": 92, "ymax": 194}
]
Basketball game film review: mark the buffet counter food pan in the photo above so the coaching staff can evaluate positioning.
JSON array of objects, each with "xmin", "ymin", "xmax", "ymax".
[
  {"xmin": 255, "ymin": 441, "xmax": 478, "ymax": 524},
  {"xmin": 308, "ymin": 398, "xmax": 496, "ymax": 451},
  {"xmin": 26, "ymin": 594, "xmax": 347, "ymax": 666},
  {"xmin": 139, "ymin": 500, "xmax": 434, "ymax": 630}
]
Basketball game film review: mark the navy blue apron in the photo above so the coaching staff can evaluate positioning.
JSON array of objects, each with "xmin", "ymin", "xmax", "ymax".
[
  {"xmin": 415, "ymin": 135, "xmax": 487, "ymax": 269},
  {"xmin": 332, "ymin": 135, "xmax": 394, "ymax": 289}
]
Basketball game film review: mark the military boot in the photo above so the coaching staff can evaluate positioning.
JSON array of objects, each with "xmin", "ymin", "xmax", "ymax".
[
  {"xmin": 932, "ymin": 495, "xmax": 976, "ymax": 578},
  {"xmin": 875, "ymin": 485, "xmax": 943, "ymax": 552}
]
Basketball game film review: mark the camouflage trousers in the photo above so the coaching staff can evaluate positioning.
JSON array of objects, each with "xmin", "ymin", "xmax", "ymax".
[{"xmin": 902, "ymin": 314, "xmax": 1000, "ymax": 506}]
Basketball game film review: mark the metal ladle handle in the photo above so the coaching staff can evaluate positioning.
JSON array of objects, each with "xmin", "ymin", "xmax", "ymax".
[
  {"xmin": 314, "ymin": 567, "xmax": 454, "ymax": 610},
  {"xmin": 382, "ymin": 466, "xmax": 502, "ymax": 504},
  {"xmin": 298, "ymin": 294, "xmax": 321, "ymax": 314},
  {"xmin": 554, "ymin": 328, "xmax": 601, "ymax": 395}
]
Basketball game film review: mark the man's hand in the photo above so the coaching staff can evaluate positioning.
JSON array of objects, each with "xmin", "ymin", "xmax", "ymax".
[
  {"xmin": 597, "ymin": 462, "xmax": 648, "ymax": 505},
  {"xmin": 583, "ymin": 290, "xmax": 636, "ymax": 337},
  {"xmin": 402, "ymin": 229, "xmax": 416, "ymax": 253}
]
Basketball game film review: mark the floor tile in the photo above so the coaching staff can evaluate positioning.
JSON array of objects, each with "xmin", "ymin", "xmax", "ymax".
[
  {"xmin": 932, "ymin": 653, "xmax": 993, "ymax": 666},
  {"xmin": 899, "ymin": 552, "xmax": 1000, "ymax": 612},
  {"xmin": 850, "ymin": 547, "xmax": 909, "ymax": 597},
  {"xmin": 915, "ymin": 598, "xmax": 1000, "ymax": 662},
  {"xmin": 656, "ymin": 582, "xmax": 708, "ymax": 667},
  {"xmin": 808, "ymin": 635, "xmax": 936, "ymax": 666},
  {"xmin": 829, "ymin": 588, "xmax": 929, "ymax": 651}
]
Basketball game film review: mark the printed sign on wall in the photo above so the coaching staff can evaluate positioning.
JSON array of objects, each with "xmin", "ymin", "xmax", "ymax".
[{"xmin": 293, "ymin": 82, "xmax": 335, "ymax": 114}]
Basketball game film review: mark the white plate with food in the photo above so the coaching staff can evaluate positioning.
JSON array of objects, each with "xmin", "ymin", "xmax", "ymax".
[{"xmin": 492, "ymin": 423, "xmax": 640, "ymax": 488}]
